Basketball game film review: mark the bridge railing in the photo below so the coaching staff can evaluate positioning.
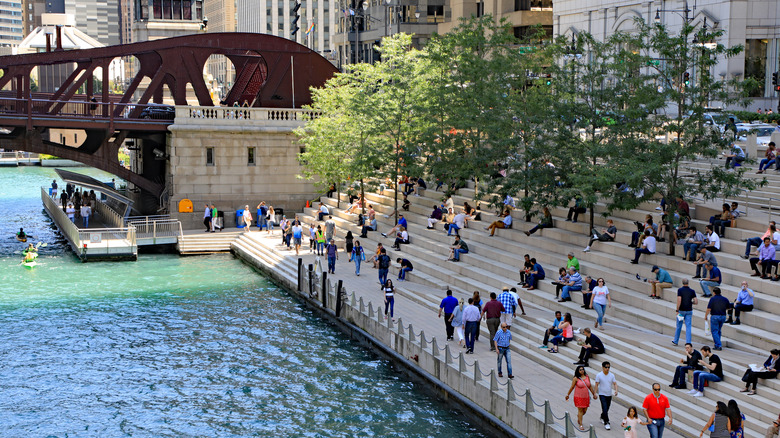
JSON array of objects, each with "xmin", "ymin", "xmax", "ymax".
[
  {"xmin": 40, "ymin": 187, "xmax": 82, "ymax": 249},
  {"xmin": 126, "ymin": 217, "xmax": 182, "ymax": 240},
  {"xmin": 177, "ymin": 106, "xmax": 321, "ymax": 124},
  {"xmin": 0, "ymin": 97, "xmax": 172, "ymax": 122},
  {"xmin": 93, "ymin": 198, "xmax": 125, "ymax": 229}
]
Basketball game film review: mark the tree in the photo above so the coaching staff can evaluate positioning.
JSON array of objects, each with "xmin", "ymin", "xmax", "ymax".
[{"xmin": 602, "ymin": 19, "xmax": 764, "ymax": 254}]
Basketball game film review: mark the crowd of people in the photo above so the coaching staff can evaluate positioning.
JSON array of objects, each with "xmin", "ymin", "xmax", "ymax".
[
  {"xmin": 55, "ymin": 180, "xmax": 96, "ymax": 228},
  {"xmin": 252, "ymin": 172, "xmax": 779, "ymax": 437}
]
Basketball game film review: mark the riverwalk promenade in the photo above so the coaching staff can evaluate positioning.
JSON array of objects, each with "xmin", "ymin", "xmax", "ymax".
[{"xmin": 229, "ymin": 229, "xmax": 690, "ymax": 438}]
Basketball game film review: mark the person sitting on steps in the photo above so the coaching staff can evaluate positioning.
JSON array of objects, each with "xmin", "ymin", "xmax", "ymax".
[
  {"xmin": 584, "ymin": 219, "xmax": 617, "ymax": 252},
  {"xmin": 525, "ymin": 206, "xmax": 553, "ymax": 236}
]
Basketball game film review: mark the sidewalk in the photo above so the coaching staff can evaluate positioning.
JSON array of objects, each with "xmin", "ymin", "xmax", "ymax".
[{"xmin": 241, "ymin": 230, "xmax": 687, "ymax": 438}]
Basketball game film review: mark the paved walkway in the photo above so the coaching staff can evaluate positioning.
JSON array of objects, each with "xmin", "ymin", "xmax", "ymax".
[{"xmin": 240, "ymin": 230, "xmax": 687, "ymax": 437}]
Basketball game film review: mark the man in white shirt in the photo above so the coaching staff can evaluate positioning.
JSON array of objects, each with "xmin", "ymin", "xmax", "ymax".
[
  {"xmin": 448, "ymin": 210, "xmax": 468, "ymax": 237},
  {"xmin": 704, "ymin": 225, "xmax": 721, "ymax": 252},
  {"xmin": 317, "ymin": 203, "xmax": 329, "ymax": 221},
  {"xmin": 80, "ymin": 204, "xmax": 92, "ymax": 228},
  {"xmin": 594, "ymin": 361, "xmax": 619, "ymax": 430},
  {"xmin": 630, "ymin": 229, "xmax": 656, "ymax": 264}
]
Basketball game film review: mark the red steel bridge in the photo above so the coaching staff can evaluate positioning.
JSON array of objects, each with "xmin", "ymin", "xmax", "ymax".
[{"xmin": 0, "ymin": 33, "xmax": 337, "ymax": 196}]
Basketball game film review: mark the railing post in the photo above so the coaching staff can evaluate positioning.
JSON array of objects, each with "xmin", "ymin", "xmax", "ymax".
[
  {"xmin": 525, "ymin": 389, "xmax": 533, "ymax": 413},
  {"xmin": 308, "ymin": 264, "xmax": 314, "ymax": 297},
  {"xmin": 397, "ymin": 318, "xmax": 404, "ymax": 335},
  {"xmin": 431, "ymin": 337, "xmax": 439, "ymax": 357},
  {"xmin": 335, "ymin": 279, "xmax": 343, "ymax": 317},
  {"xmin": 473, "ymin": 360, "xmax": 482, "ymax": 382},
  {"xmin": 444, "ymin": 344, "xmax": 452, "ymax": 364},
  {"xmin": 321, "ymin": 273, "xmax": 327, "ymax": 307},
  {"xmin": 459, "ymin": 352, "xmax": 466, "ymax": 373},
  {"xmin": 506, "ymin": 379, "xmax": 516, "ymax": 402},
  {"xmin": 564, "ymin": 412, "xmax": 575, "ymax": 437},
  {"xmin": 489, "ymin": 369, "xmax": 498, "ymax": 391},
  {"xmin": 419, "ymin": 331, "xmax": 427, "ymax": 349},
  {"xmin": 544, "ymin": 400, "xmax": 553, "ymax": 425},
  {"xmin": 297, "ymin": 258, "xmax": 303, "ymax": 292}
]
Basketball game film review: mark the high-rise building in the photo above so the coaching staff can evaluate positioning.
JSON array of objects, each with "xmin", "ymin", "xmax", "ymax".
[
  {"xmin": 23, "ymin": 0, "xmax": 121, "ymax": 46},
  {"xmin": 237, "ymin": 0, "xmax": 334, "ymax": 57},
  {"xmin": 204, "ymin": 0, "xmax": 236, "ymax": 101},
  {"xmin": 0, "ymin": 0, "xmax": 25, "ymax": 51},
  {"xmin": 553, "ymin": 0, "xmax": 780, "ymax": 110},
  {"xmin": 437, "ymin": 0, "xmax": 552, "ymax": 39}
]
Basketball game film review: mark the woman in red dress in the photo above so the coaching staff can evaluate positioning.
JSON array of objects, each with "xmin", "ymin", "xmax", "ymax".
[{"xmin": 565, "ymin": 365, "xmax": 598, "ymax": 430}]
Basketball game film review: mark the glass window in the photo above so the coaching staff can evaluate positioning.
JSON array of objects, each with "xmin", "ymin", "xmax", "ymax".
[
  {"xmin": 206, "ymin": 147, "xmax": 214, "ymax": 166},
  {"xmin": 163, "ymin": 0, "xmax": 172, "ymax": 19},
  {"xmin": 248, "ymin": 147, "xmax": 256, "ymax": 165},
  {"xmin": 173, "ymin": 0, "xmax": 182, "ymax": 19},
  {"xmin": 183, "ymin": 0, "xmax": 192, "ymax": 19},
  {"xmin": 744, "ymin": 39, "xmax": 767, "ymax": 98}
]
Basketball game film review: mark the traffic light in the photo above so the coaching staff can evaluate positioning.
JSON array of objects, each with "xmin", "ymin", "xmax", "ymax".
[
  {"xmin": 683, "ymin": 72, "xmax": 690, "ymax": 87},
  {"xmin": 291, "ymin": 1, "xmax": 301, "ymax": 36}
]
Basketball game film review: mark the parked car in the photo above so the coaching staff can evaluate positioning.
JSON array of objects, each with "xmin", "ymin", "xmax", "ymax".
[
  {"xmin": 703, "ymin": 112, "xmax": 741, "ymax": 133},
  {"xmin": 139, "ymin": 104, "xmax": 175, "ymax": 120},
  {"xmin": 735, "ymin": 123, "xmax": 776, "ymax": 147}
]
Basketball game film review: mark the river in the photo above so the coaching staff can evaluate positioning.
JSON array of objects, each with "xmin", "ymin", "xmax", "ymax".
[{"xmin": 0, "ymin": 166, "xmax": 485, "ymax": 437}]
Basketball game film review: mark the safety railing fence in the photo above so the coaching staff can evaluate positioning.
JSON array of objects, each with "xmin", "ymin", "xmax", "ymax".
[
  {"xmin": 41, "ymin": 187, "xmax": 81, "ymax": 249},
  {"xmin": 127, "ymin": 218, "xmax": 182, "ymax": 239},
  {"xmin": 93, "ymin": 198, "xmax": 125, "ymax": 229},
  {"xmin": 293, "ymin": 259, "xmax": 592, "ymax": 438},
  {"xmin": 75, "ymin": 226, "xmax": 137, "ymax": 256},
  {"xmin": 0, "ymin": 97, "xmax": 173, "ymax": 122},
  {"xmin": 177, "ymin": 106, "xmax": 321, "ymax": 123}
]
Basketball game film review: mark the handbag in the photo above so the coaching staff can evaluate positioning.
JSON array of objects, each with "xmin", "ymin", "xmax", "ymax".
[{"xmin": 704, "ymin": 319, "xmax": 711, "ymax": 336}]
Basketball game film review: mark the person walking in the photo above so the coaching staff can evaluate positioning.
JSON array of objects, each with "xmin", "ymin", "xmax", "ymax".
[
  {"xmin": 438, "ymin": 289, "xmax": 458, "ymax": 341},
  {"xmin": 292, "ymin": 222, "xmax": 303, "ymax": 255},
  {"xmin": 621, "ymin": 407, "xmax": 646, "ymax": 438},
  {"xmin": 449, "ymin": 299, "xmax": 465, "ymax": 347},
  {"xmin": 324, "ymin": 215, "xmax": 336, "ymax": 242},
  {"xmin": 242, "ymin": 205, "xmax": 253, "ymax": 232},
  {"xmin": 705, "ymin": 287, "xmax": 729, "ymax": 350},
  {"xmin": 699, "ymin": 401, "xmax": 731, "ymax": 438},
  {"xmin": 350, "ymin": 240, "xmax": 365, "ymax": 276},
  {"xmin": 315, "ymin": 225, "xmax": 326, "ymax": 256},
  {"xmin": 80, "ymin": 203, "xmax": 91, "ymax": 228},
  {"xmin": 497, "ymin": 287, "xmax": 516, "ymax": 329},
  {"xmin": 203, "ymin": 204, "xmax": 212, "ymax": 232},
  {"xmin": 493, "ymin": 323, "xmax": 513, "ymax": 379},
  {"xmin": 565, "ymin": 365, "xmax": 598, "ymax": 431},
  {"xmin": 642, "ymin": 383, "xmax": 673, "ymax": 438},
  {"xmin": 481, "ymin": 293, "xmax": 505, "ymax": 351},
  {"xmin": 589, "ymin": 278, "xmax": 611, "ymax": 329},
  {"xmin": 462, "ymin": 298, "xmax": 481, "ymax": 354},
  {"xmin": 594, "ymin": 361, "xmax": 618, "ymax": 430},
  {"xmin": 382, "ymin": 279, "xmax": 395, "ymax": 321},
  {"xmin": 673, "ymin": 279, "xmax": 698, "ymax": 345},
  {"xmin": 377, "ymin": 249, "xmax": 390, "ymax": 286},
  {"xmin": 325, "ymin": 239, "xmax": 338, "ymax": 274}
]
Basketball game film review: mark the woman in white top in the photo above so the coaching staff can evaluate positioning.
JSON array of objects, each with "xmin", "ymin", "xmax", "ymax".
[
  {"xmin": 589, "ymin": 278, "xmax": 612, "ymax": 329},
  {"xmin": 242, "ymin": 205, "xmax": 253, "ymax": 232},
  {"xmin": 266, "ymin": 206, "xmax": 275, "ymax": 233},
  {"xmin": 66, "ymin": 203, "xmax": 76, "ymax": 223},
  {"xmin": 382, "ymin": 279, "xmax": 395, "ymax": 321},
  {"xmin": 449, "ymin": 299, "xmax": 465, "ymax": 347}
]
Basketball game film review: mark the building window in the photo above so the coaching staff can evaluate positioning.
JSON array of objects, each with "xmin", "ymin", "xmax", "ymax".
[
  {"xmin": 206, "ymin": 147, "xmax": 214, "ymax": 166},
  {"xmin": 476, "ymin": 1, "xmax": 484, "ymax": 17},
  {"xmin": 248, "ymin": 147, "xmax": 256, "ymax": 165},
  {"xmin": 744, "ymin": 39, "xmax": 767, "ymax": 98}
]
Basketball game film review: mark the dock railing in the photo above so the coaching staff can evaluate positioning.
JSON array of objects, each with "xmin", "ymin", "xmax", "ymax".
[
  {"xmin": 127, "ymin": 216, "xmax": 182, "ymax": 244},
  {"xmin": 41, "ymin": 186, "xmax": 82, "ymax": 249},
  {"xmin": 93, "ymin": 197, "xmax": 125, "ymax": 228}
]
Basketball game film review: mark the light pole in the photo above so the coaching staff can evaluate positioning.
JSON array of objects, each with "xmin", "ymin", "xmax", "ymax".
[{"xmin": 351, "ymin": 1, "xmax": 369, "ymax": 64}]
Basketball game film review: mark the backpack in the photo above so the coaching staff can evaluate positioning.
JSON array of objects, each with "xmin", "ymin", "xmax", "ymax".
[{"xmin": 378, "ymin": 254, "xmax": 390, "ymax": 269}]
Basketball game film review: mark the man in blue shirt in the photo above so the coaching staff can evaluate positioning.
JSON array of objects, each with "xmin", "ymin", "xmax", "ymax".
[
  {"xmin": 524, "ymin": 258, "xmax": 545, "ymax": 290},
  {"xmin": 558, "ymin": 267, "xmax": 582, "ymax": 302},
  {"xmin": 326, "ymin": 239, "xmax": 338, "ymax": 274},
  {"xmin": 699, "ymin": 263, "xmax": 721, "ymax": 297},
  {"xmin": 462, "ymin": 298, "xmax": 482, "ymax": 354},
  {"xmin": 540, "ymin": 311, "xmax": 563, "ymax": 348},
  {"xmin": 497, "ymin": 287, "xmax": 517, "ymax": 328},
  {"xmin": 648, "ymin": 265, "xmax": 673, "ymax": 299},
  {"xmin": 486, "ymin": 211, "xmax": 512, "ymax": 236},
  {"xmin": 705, "ymin": 287, "xmax": 730, "ymax": 350},
  {"xmin": 493, "ymin": 323, "xmax": 513, "ymax": 379},
  {"xmin": 381, "ymin": 214, "xmax": 408, "ymax": 238},
  {"xmin": 438, "ymin": 289, "xmax": 459, "ymax": 341}
]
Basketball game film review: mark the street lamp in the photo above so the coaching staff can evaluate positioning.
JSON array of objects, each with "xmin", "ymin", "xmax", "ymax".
[{"xmin": 352, "ymin": 1, "xmax": 369, "ymax": 64}]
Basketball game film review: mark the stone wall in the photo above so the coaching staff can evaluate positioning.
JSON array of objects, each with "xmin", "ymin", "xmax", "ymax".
[{"xmin": 168, "ymin": 107, "xmax": 319, "ymax": 230}]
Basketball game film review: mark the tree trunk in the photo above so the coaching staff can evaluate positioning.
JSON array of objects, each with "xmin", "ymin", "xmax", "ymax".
[
  {"xmin": 336, "ymin": 183, "xmax": 340, "ymax": 209},
  {"xmin": 360, "ymin": 179, "xmax": 365, "ymax": 216},
  {"xmin": 589, "ymin": 204, "xmax": 594, "ymax": 236}
]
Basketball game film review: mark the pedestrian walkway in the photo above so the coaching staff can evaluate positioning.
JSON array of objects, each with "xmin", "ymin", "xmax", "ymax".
[{"xmin": 238, "ymin": 230, "xmax": 687, "ymax": 437}]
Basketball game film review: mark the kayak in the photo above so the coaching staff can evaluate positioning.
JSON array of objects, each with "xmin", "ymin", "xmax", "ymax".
[
  {"xmin": 22, "ymin": 261, "xmax": 37, "ymax": 269},
  {"xmin": 16, "ymin": 235, "xmax": 27, "ymax": 243}
]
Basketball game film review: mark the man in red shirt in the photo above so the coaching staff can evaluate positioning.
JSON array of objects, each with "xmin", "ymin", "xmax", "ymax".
[
  {"xmin": 642, "ymin": 383, "xmax": 673, "ymax": 438},
  {"xmin": 481, "ymin": 292, "xmax": 505, "ymax": 351}
]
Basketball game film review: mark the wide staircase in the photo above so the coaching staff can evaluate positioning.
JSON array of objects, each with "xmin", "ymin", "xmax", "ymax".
[
  {"xmin": 178, "ymin": 230, "xmax": 243, "ymax": 254},
  {"xmin": 268, "ymin": 173, "xmax": 780, "ymax": 437}
]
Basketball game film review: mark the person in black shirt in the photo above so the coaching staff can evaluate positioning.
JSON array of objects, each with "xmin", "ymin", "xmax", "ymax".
[
  {"xmin": 396, "ymin": 258, "xmax": 414, "ymax": 281},
  {"xmin": 673, "ymin": 279, "xmax": 698, "ymax": 345},
  {"xmin": 573, "ymin": 328, "xmax": 604, "ymax": 367},
  {"xmin": 670, "ymin": 343, "xmax": 703, "ymax": 389},
  {"xmin": 740, "ymin": 349, "xmax": 779, "ymax": 395},
  {"xmin": 689, "ymin": 346, "xmax": 723, "ymax": 397},
  {"xmin": 705, "ymin": 287, "xmax": 730, "ymax": 350}
]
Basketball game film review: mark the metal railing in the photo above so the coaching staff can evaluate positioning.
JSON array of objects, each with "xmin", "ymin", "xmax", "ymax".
[
  {"xmin": 127, "ymin": 217, "xmax": 183, "ymax": 241},
  {"xmin": 93, "ymin": 198, "xmax": 125, "ymax": 229},
  {"xmin": 177, "ymin": 106, "xmax": 321, "ymax": 123},
  {"xmin": 41, "ymin": 186, "xmax": 82, "ymax": 249},
  {"xmin": 75, "ymin": 226, "xmax": 137, "ymax": 257},
  {"xmin": 0, "ymin": 97, "xmax": 173, "ymax": 123}
]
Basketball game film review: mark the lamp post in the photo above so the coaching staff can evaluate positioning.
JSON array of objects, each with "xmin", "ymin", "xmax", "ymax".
[{"xmin": 352, "ymin": 1, "xmax": 369, "ymax": 64}]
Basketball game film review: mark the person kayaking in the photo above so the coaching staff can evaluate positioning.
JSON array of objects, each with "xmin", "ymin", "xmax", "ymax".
[
  {"xmin": 23, "ymin": 243, "xmax": 37, "ymax": 254},
  {"xmin": 16, "ymin": 228, "xmax": 27, "ymax": 242},
  {"xmin": 23, "ymin": 249, "xmax": 36, "ymax": 263}
]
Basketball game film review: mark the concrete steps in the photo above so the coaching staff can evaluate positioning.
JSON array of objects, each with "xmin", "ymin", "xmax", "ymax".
[{"xmin": 178, "ymin": 230, "xmax": 242, "ymax": 254}]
